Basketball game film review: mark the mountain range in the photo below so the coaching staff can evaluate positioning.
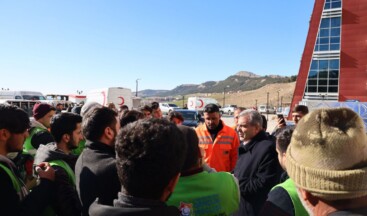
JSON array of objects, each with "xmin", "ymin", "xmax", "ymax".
[{"xmin": 137, "ymin": 71, "xmax": 297, "ymax": 97}]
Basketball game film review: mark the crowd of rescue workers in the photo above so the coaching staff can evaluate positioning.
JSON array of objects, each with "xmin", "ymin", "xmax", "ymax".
[{"xmin": 1, "ymin": 100, "xmax": 367, "ymax": 216}]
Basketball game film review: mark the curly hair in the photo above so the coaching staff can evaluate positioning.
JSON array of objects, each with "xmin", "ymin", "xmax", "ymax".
[
  {"xmin": 115, "ymin": 118, "xmax": 187, "ymax": 200},
  {"xmin": 276, "ymin": 127, "xmax": 294, "ymax": 153}
]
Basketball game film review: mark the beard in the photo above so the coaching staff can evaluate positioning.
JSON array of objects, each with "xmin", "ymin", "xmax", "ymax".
[{"xmin": 67, "ymin": 140, "xmax": 78, "ymax": 150}]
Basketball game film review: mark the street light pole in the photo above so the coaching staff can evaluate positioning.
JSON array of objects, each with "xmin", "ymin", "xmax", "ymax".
[
  {"xmin": 266, "ymin": 92, "xmax": 269, "ymax": 121},
  {"xmin": 136, "ymin": 79, "xmax": 141, "ymax": 97},
  {"xmin": 255, "ymin": 99, "xmax": 258, "ymax": 109},
  {"xmin": 277, "ymin": 90, "xmax": 280, "ymax": 111},
  {"xmin": 223, "ymin": 85, "xmax": 229, "ymax": 107}
]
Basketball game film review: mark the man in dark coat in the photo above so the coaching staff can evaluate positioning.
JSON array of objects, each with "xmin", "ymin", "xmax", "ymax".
[
  {"xmin": 233, "ymin": 109, "xmax": 282, "ymax": 216},
  {"xmin": 75, "ymin": 107, "xmax": 121, "ymax": 216},
  {"xmin": 89, "ymin": 118, "xmax": 187, "ymax": 216}
]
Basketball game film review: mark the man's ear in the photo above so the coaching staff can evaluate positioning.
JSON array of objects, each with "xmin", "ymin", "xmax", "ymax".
[
  {"xmin": 104, "ymin": 127, "xmax": 114, "ymax": 140},
  {"xmin": 299, "ymin": 188, "xmax": 318, "ymax": 208},
  {"xmin": 0, "ymin": 129, "xmax": 10, "ymax": 141},
  {"xmin": 62, "ymin": 134, "xmax": 70, "ymax": 143}
]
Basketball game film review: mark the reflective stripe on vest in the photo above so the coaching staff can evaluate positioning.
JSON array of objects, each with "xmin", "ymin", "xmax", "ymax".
[
  {"xmin": 272, "ymin": 178, "xmax": 308, "ymax": 216},
  {"xmin": 49, "ymin": 160, "xmax": 75, "ymax": 185},
  {"xmin": 23, "ymin": 127, "xmax": 47, "ymax": 156}
]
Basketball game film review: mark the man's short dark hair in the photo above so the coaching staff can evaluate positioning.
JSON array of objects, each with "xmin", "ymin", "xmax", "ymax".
[
  {"xmin": 177, "ymin": 125, "xmax": 200, "ymax": 171},
  {"xmin": 50, "ymin": 113, "xmax": 82, "ymax": 143},
  {"xmin": 140, "ymin": 105, "xmax": 152, "ymax": 113},
  {"xmin": 116, "ymin": 118, "xmax": 187, "ymax": 200},
  {"xmin": 120, "ymin": 110, "xmax": 144, "ymax": 128},
  {"xmin": 82, "ymin": 107, "xmax": 117, "ymax": 142},
  {"xmin": 276, "ymin": 127, "xmax": 294, "ymax": 153},
  {"xmin": 151, "ymin": 102, "xmax": 159, "ymax": 110},
  {"xmin": 293, "ymin": 105, "xmax": 309, "ymax": 115},
  {"xmin": 204, "ymin": 103, "xmax": 220, "ymax": 113},
  {"xmin": 261, "ymin": 115, "xmax": 267, "ymax": 130},
  {"xmin": 0, "ymin": 104, "xmax": 30, "ymax": 134},
  {"xmin": 168, "ymin": 111, "xmax": 184, "ymax": 122}
]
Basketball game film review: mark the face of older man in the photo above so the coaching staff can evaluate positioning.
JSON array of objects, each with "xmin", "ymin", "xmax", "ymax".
[{"xmin": 237, "ymin": 115, "xmax": 261, "ymax": 142}]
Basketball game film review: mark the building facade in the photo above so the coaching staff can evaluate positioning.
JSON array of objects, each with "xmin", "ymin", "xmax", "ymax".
[{"xmin": 290, "ymin": 0, "xmax": 367, "ymax": 111}]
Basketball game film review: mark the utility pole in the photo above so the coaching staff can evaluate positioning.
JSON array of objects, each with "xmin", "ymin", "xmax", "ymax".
[
  {"xmin": 266, "ymin": 92, "xmax": 269, "ymax": 121},
  {"xmin": 136, "ymin": 79, "xmax": 141, "ymax": 97}
]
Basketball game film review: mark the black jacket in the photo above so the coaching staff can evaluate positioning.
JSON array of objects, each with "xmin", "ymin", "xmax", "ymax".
[
  {"xmin": 233, "ymin": 130, "xmax": 282, "ymax": 216},
  {"xmin": 0, "ymin": 155, "xmax": 55, "ymax": 216},
  {"xmin": 34, "ymin": 143, "xmax": 81, "ymax": 216},
  {"xmin": 75, "ymin": 140, "xmax": 121, "ymax": 216},
  {"xmin": 89, "ymin": 193, "xmax": 180, "ymax": 216}
]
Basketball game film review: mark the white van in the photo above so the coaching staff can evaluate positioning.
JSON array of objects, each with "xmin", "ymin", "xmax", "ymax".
[
  {"xmin": 187, "ymin": 97, "xmax": 219, "ymax": 113},
  {"xmin": 0, "ymin": 90, "xmax": 46, "ymax": 100},
  {"xmin": 86, "ymin": 87, "xmax": 132, "ymax": 109}
]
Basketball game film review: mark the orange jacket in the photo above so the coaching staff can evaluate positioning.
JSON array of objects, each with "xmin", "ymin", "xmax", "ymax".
[{"xmin": 195, "ymin": 122, "xmax": 240, "ymax": 172}]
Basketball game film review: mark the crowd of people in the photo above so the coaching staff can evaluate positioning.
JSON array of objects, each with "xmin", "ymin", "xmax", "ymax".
[{"xmin": 0, "ymin": 100, "xmax": 367, "ymax": 216}]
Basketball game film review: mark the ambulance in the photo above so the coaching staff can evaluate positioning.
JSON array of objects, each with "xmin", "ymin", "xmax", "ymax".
[{"xmin": 86, "ymin": 87, "xmax": 132, "ymax": 109}]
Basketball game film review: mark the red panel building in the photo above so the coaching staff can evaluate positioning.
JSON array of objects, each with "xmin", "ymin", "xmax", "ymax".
[{"xmin": 290, "ymin": 0, "xmax": 367, "ymax": 112}]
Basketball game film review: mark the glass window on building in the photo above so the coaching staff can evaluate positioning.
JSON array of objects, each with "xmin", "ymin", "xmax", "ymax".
[
  {"xmin": 305, "ymin": 59, "xmax": 339, "ymax": 94},
  {"xmin": 315, "ymin": 17, "xmax": 341, "ymax": 52},
  {"xmin": 324, "ymin": 0, "xmax": 342, "ymax": 10}
]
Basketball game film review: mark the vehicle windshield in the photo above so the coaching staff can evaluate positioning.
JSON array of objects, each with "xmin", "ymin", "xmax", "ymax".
[
  {"xmin": 22, "ymin": 95, "xmax": 46, "ymax": 100},
  {"xmin": 168, "ymin": 104, "xmax": 178, "ymax": 107},
  {"xmin": 180, "ymin": 112, "xmax": 197, "ymax": 120}
]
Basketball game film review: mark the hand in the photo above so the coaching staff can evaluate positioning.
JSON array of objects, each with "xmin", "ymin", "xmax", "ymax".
[
  {"xmin": 35, "ymin": 162, "xmax": 55, "ymax": 181},
  {"xmin": 277, "ymin": 117, "xmax": 286, "ymax": 128}
]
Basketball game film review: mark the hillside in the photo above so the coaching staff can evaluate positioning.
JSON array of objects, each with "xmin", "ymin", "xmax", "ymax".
[{"xmin": 137, "ymin": 71, "xmax": 297, "ymax": 97}]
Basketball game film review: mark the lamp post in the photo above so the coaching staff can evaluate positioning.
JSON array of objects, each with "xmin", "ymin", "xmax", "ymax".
[
  {"xmin": 277, "ymin": 90, "xmax": 280, "ymax": 112},
  {"xmin": 255, "ymin": 99, "xmax": 258, "ymax": 109},
  {"xmin": 266, "ymin": 92, "xmax": 269, "ymax": 121},
  {"xmin": 136, "ymin": 79, "xmax": 141, "ymax": 97},
  {"xmin": 223, "ymin": 85, "xmax": 229, "ymax": 107},
  {"xmin": 182, "ymin": 95, "xmax": 185, "ymax": 108}
]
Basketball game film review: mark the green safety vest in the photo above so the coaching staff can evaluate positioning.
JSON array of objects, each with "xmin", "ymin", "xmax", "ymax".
[
  {"xmin": 41, "ymin": 160, "xmax": 76, "ymax": 216},
  {"xmin": 49, "ymin": 160, "xmax": 75, "ymax": 185},
  {"xmin": 0, "ymin": 163, "xmax": 28, "ymax": 201},
  {"xmin": 272, "ymin": 178, "xmax": 308, "ymax": 216},
  {"xmin": 23, "ymin": 127, "xmax": 47, "ymax": 157},
  {"xmin": 167, "ymin": 171, "xmax": 239, "ymax": 216}
]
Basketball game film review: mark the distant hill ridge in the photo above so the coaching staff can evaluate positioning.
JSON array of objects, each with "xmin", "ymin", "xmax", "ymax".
[{"xmin": 137, "ymin": 71, "xmax": 297, "ymax": 97}]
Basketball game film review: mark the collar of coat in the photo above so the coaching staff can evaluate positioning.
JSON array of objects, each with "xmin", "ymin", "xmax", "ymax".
[{"xmin": 239, "ymin": 130, "xmax": 268, "ymax": 154}]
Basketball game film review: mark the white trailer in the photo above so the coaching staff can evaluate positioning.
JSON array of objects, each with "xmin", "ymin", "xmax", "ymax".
[
  {"xmin": 187, "ymin": 97, "xmax": 219, "ymax": 113},
  {"xmin": 86, "ymin": 87, "xmax": 132, "ymax": 109}
]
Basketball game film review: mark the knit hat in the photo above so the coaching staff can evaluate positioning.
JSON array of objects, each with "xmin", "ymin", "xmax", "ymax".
[
  {"xmin": 286, "ymin": 108, "xmax": 367, "ymax": 200},
  {"xmin": 33, "ymin": 103, "xmax": 55, "ymax": 120},
  {"xmin": 80, "ymin": 102, "xmax": 102, "ymax": 117}
]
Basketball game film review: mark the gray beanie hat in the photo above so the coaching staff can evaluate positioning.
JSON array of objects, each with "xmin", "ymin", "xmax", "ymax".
[
  {"xmin": 80, "ymin": 102, "xmax": 102, "ymax": 117},
  {"xmin": 286, "ymin": 108, "xmax": 367, "ymax": 200}
]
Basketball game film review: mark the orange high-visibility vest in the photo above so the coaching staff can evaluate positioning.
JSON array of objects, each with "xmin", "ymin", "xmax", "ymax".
[{"xmin": 195, "ymin": 122, "xmax": 240, "ymax": 172}]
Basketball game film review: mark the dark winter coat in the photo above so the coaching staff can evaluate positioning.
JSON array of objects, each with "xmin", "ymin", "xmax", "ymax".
[
  {"xmin": 89, "ymin": 193, "xmax": 180, "ymax": 216},
  {"xmin": 233, "ymin": 130, "xmax": 282, "ymax": 216},
  {"xmin": 0, "ymin": 155, "xmax": 55, "ymax": 216},
  {"xmin": 34, "ymin": 143, "xmax": 81, "ymax": 216},
  {"xmin": 75, "ymin": 140, "xmax": 121, "ymax": 216}
]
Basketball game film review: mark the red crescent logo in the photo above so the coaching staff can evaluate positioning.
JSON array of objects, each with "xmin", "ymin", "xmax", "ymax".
[
  {"xmin": 118, "ymin": 96, "xmax": 125, "ymax": 105},
  {"xmin": 101, "ymin": 91, "xmax": 106, "ymax": 106},
  {"xmin": 198, "ymin": 99, "xmax": 204, "ymax": 108}
]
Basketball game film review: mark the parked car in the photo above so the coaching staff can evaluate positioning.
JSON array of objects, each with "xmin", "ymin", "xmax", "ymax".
[
  {"xmin": 258, "ymin": 105, "xmax": 276, "ymax": 114},
  {"xmin": 175, "ymin": 109, "xmax": 203, "ymax": 128},
  {"xmin": 220, "ymin": 104, "xmax": 237, "ymax": 115},
  {"xmin": 159, "ymin": 103, "xmax": 180, "ymax": 114}
]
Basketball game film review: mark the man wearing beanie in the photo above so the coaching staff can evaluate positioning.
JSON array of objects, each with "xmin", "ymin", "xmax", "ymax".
[
  {"xmin": 286, "ymin": 108, "xmax": 367, "ymax": 215},
  {"xmin": 21, "ymin": 103, "xmax": 56, "ymax": 188}
]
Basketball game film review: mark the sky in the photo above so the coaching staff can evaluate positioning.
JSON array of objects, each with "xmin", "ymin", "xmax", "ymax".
[{"xmin": 0, "ymin": 1, "xmax": 315, "ymax": 95}]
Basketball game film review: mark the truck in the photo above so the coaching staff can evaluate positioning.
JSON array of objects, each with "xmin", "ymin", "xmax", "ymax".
[
  {"xmin": 86, "ymin": 87, "xmax": 132, "ymax": 109},
  {"xmin": 187, "ymin": 97, "xmax": 219, "ymax": 113}
]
